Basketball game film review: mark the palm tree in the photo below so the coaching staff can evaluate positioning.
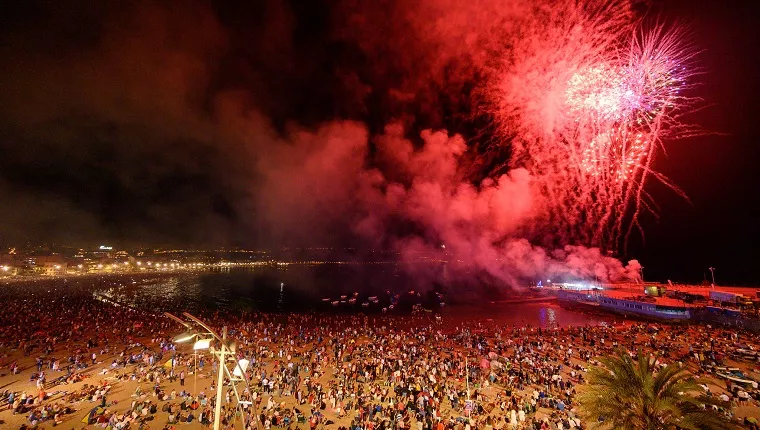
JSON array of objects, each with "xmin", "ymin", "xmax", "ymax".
[{"xmin": 578, "ymin": 350, "xmax": 736, "ymax": 430}]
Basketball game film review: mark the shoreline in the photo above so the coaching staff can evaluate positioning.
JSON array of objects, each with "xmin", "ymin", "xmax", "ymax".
[{"xmin": 0, "ymin": 270, "xmax": 203, "ymax": 286}]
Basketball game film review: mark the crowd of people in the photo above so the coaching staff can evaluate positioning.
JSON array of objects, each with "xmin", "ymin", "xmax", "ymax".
[{"xmin": 0, "ymin": 281, "xmax": 758, "ymax": 429}]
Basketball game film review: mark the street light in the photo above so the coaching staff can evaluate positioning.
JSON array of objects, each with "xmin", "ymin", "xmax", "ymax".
[
  {"xmin": 191, "ymin": 338, "xmax": 213, "ymax": 395},
  {"xmin": 173, "ymin": 331, "xmax": 197, "ymax": 343},
  {"xmin": 193, "ymin": 338, "xmax": 212, "ymax": 350},
  {"xmin": 709, "ymin": 267, "xmax": 716, "ymax": 288},
  {"xmin": 170, "ymin": 330, "xmax": 208, "ymax": 394},
  {"xmin": 167, "ymin": 312, "xmax": 256, "ymax": 430}
]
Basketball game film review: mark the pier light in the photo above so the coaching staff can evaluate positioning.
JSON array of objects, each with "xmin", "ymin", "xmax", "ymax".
[{"xmin": 709, "ymin": 267, "xmax": 716, "ymax": 288}]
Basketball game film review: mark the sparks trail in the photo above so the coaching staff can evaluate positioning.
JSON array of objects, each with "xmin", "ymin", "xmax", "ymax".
[{"xmin": 487, "ymin": 0, "xmax": 698, "ymax": 249}]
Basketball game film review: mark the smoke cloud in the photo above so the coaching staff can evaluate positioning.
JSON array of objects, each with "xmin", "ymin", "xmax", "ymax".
[
  {"xmin": 0, "ymin": 0, "xmax": 643, "ymax": 291},
  {"xmin": 251, "ymin": 119, "xmax": 642, "ymax": 289}
]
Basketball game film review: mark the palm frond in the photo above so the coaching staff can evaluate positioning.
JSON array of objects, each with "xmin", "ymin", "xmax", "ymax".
[{"xmin": 578, "ymin": 349, "xmax": 737, "ymax": 430}]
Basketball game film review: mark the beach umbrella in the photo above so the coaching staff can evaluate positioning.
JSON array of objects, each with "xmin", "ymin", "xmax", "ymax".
[{"xmin": 81, "ymin": 406, "xmax": 105, "ymax": 424}]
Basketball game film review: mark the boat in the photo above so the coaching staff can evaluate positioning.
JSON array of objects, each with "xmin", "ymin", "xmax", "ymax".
[
  {"xmin": 708, "ymin": 366, "xmax": 741, "ymax": 373},
  {"xmin": 557, "ymin": 291, "xmax": 602, "ymax": 312},
  {"xmin": 725, "ymin": 308, "xmax": 742, "ymax": 318},
  {"xmin": 731, "ymin": 349, "xmax": 760, "ymax": 362},
  {"xmin": 704, "ymin": 305, "xmax": 745, "ymax": 318},
  {"xmin": 558, "ymin": 290, "xmax": 692, "ymax": 320},
  {"xmin": 716, "ymin": 370, "xmax": 756, "ymax": 386}
]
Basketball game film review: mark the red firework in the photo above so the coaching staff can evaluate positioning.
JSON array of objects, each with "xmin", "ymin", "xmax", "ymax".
[{"xmin": 488, "ymin": 0, "xmax": 697, "ymax": 248}]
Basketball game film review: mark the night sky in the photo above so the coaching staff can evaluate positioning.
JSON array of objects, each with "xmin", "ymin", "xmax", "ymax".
[{"xmin": 0, "ymin": 0, "xmax": 758, "ymax": 285}]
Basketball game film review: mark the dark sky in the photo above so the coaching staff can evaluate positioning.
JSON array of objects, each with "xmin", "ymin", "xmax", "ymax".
[
  {"xmin": 627, "ymin": 0, "xmax": 760, "ymax": 284},
  {"xmin": 0, "ymin": 0, "xmax": 758, "ymax": 285}
]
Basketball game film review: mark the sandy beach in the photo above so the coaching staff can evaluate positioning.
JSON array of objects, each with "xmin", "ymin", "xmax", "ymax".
[{"xmin": 1, "ymin": 280, "xmax": 759, "ymax": 430}]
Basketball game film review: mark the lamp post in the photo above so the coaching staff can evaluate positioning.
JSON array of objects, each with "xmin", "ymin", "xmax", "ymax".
[
  {"xmin": 167, "ymin": 312, "xmax": 255, "ymax": 430},
  {"xmin": 193, "ymin": 350, "xmax": 197, "ymax": 395},
  {"xmin": 709, "ymin": 267, "xmax": 715, "ymax": 289},
  {"xmin": 213, "ymin": 327, "xmax": 228, "ymax": 430}
]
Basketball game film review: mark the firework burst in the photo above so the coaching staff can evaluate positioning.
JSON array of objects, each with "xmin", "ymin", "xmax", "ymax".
[{"xmin": 488, "ymin": 0, "xmax": 697, "ymax": 249}]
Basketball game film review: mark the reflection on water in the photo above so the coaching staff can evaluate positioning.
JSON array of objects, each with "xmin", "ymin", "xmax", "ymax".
[
  {"xmin": 57, "ymin": 267, "xmax": 613, "ymax": 328},
  {"xmin": 537, "ymin": 307, "xmax": 558, "ymax": 327},
  {"xmin": 445, "ymin": 303, "xmax": 611, "ymax": 329}
]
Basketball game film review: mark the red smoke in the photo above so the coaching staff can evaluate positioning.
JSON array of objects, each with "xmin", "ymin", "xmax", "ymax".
[
  {"xmin": 0, "ymin": 0, "xmax": 651, "ymax": 290},
  {"xmin": 253, "ymin": 120, "xmax": 643, "ymax": 289}
]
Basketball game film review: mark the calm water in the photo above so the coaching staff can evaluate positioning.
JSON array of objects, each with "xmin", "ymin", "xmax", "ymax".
[{"xmin": 1, "ymin": 267, "xmax": 613, "ymax": 328}]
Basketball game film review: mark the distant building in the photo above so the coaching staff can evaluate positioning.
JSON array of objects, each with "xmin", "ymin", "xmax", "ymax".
[{"xmin": 30, "ymin": 255, "xmax": 67, "ymax": 276}]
